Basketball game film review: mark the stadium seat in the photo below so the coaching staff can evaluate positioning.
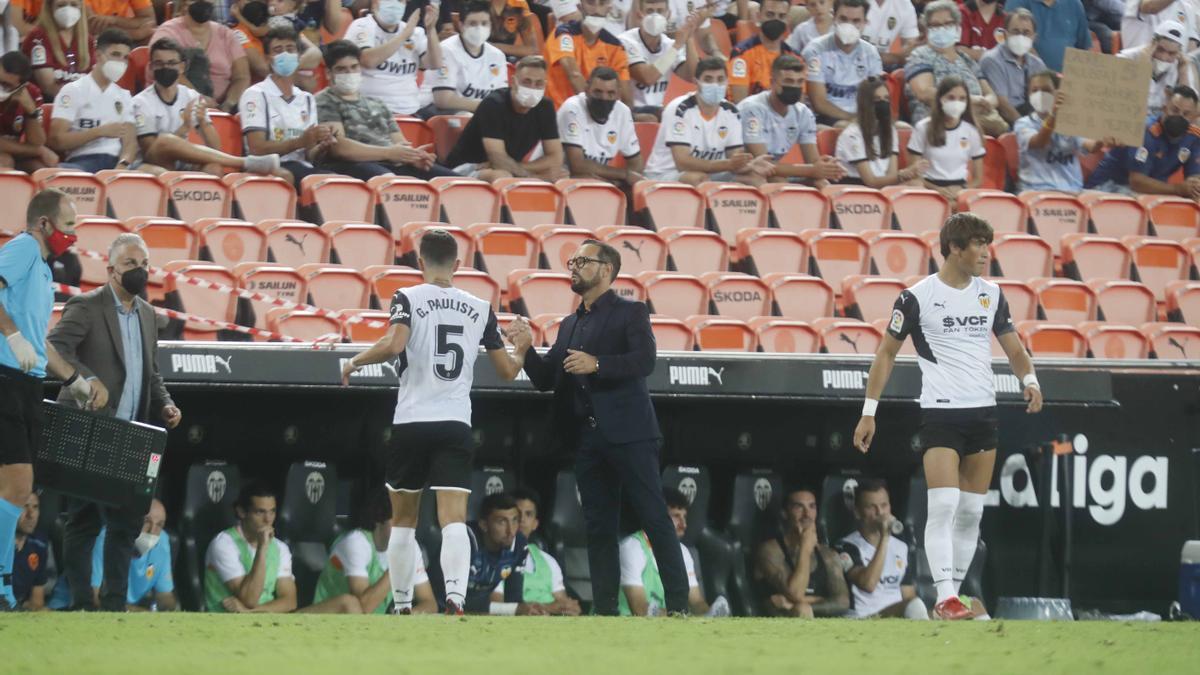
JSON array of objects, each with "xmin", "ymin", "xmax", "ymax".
[
  {"xmin": 234, "ymin": 263, "xmax": 307, "ymax": 334},
  {"xmin": 162, "ymin": 259, "xmax": 238, "ymax": 339},
  {"xmin": 468, "ymin": 225, "xmax": 538, "ymax": 286},
  {"xmin": 816, "ymin": 127, "xmax": 839, "ymax": 156},
  {"xmin": 1086, "ymin": 279, "xmax": 1157, "ymax": 324},
  {"xmin": 257, "ymin": 219, "xmax": 330, "ymax": 267},
  {"xmin": 466, "ymin": 467, "xmax": 517, "ymax": 521},
  {"xmin": 842, "ymin": 275, "xmax": 905, "ymax": 322},
  {"xmin": 633, "ymin": 180, "xmax": 705, "ymax": 230},
  {"xmin": 74, "ymin": 217, "xmax": 130, "ymax": 288},
  {"xmin": 881, "ymin": 186, "xmax": 950, "ymax": 234},
  {"xmin": 661, "ymin": 465, "xmax": 712, "ymax": 543},
  {"xmin": 267, "ymin": 307, "xmax": 341, "ymax": 341},
  {"xmin": 117, "ymin": 44, "xmax": 147, "ymax": 91},
  {"xmin": 320, "ymin": 221, "xmax": 392, "ymax": 270},
  {"xmin": 998, "ymin": 132, "xmax": 1019, "ymax": 184},
  {"xmin": 863, "ymin": 229, "xmax": 931, "ymax": 278},
  {"xmin": 1141, "ymin": 321, "xmax": 1200, "ymax": 359},
  {"xmin": 659, "ymin": 465, "xmax": 733, "ymax": 606},
  {"xmin": 223, "ymin": 173, "xmax": 296, "ymax": 222},
  {"xmin": 556, "ymin": 178, "xmax": 627, "ymax": 228},
  {"xmin": 763, "ymin": 273, "xmax": 835, "ymax": 321},
  {"xmin": 611, "ymin": 274, "xmax": 647, "ymax": 302},
  {"xmin": 633, "ymin": 121, "xmax": 659, "ymax": 158},
  {"xmin": 179, "ymin": 461, "xmax": 241, "ymax": 611},
  {"xmin": 427, "ymin": 114, "xmax": 473, "ymax": 163},
  {"xmin": 507, "ymin": 269, "xmax": 576, "ymax": 317},
  {"xmin": 430, "ymin": 176, "xmax": 501, "ymax": 226},
  {"xmin": 759, "ymin": 183, "xmax": 830, "ymax": 233},
  {"xmin": 991, "ymin": 233, "xmax": 1053, "ymax": 278},
  {"xmin": 297, "ymin": 264, "xmax": 370, "ymax": 311},
  {"xmin": 1186, "ymin": 237, "xmax": 1200, "ymax": 274},
  {"xmin": 495, "ymin": 178, "xmax": 565, "ymax": 227},
  {"xmin": 1076, "ymin": 321, "xmax": 1151, "ymax": 360},
  {"xmin": 1029, "ymin": 278, "xmax": 1097, "ymax": 323},
  {"xmin": 725, "ymin": 469, "xmax": 782, "ymax": 616},
  {"xmin": 196, "ymin": 218, "xmax": 267, "ymax": 269},
  {"xmin": 698, "ymin": 182, "xmax": 768, "ymax": 246},
  {"xmin": 813, "ymin": 318, "xmax": 883, "ymax": 355},
  {"xmin": 748, "ymin": 317, "xmax": 819, "ymax": 353},
  {"xmin": 361, "ymin": 265, "xmax": 423, "ymax": 307},
  {"xmin": 130, "ymin": 217, "xmax": 198, "ymax": 262},
  {"xmin": 1019, "ymin": 192, "xmax": 1087, "ymax": 256},
  {"xmin": 920, "ymin": 230, "xmax": 944, "ymax": 268},
  {"xmin": 734, "ymin": 228, "xmax": 806, "ymax": 276},
  {"xmin": 800, "ymin": 230, "xmax": 870, "ymax": 287},
  {"xmin": 1123, "ymin": 236, "xmax": 1191, "ymax": 302},
  {"xmin": 650, "ymin": 315, "xmax": 695, "ymax": 350},
  {"xmin": 819, "ymin": 472, "xmax": 863, "ymax": 543},
  {"xmin": 453, "ymin": 268, "xmax": 502, "ymax": 309},
  {"xmin": 530, "ymin": 312, "xmax": 566, "ymax": 344},
  {"xmin": 33, "ymin": 168, "xmax": 106, "ymax": 216},
  {"xmin": 1138, "ymin": 194, "xmax": 1200, "ymax": 242},
  {"xmin": 1060, "ymin": 234, "xmax": 1132, "ymax": 281},
  {"xmin": 638, "ymin": 272, "xmax": 709, "ymax": 319},
  {"xmin": 1078, "ymin": 192, "xmax": 1148, "ymax": 238},
  {"xmin": 161, "ymin": 172, "xmax": 232, "ymax": 222},
  {"xmin": 397, "ymin": 222, "xmax": 473, "ymax": 267},
  {"xmin": 594, "ymin": 226, "xmax": 668, "ymax": 274},
  {"xmin": 994, "ymin": 279, "xmax": 1038, "ymax": 322},
  {"xmin": 299, "ymin": 175, "xmax": 375, "ymax": 223},
  {"xmin": 49, "ymin": 304, "xmax": 64, "ymax": 332},
  {"xmin": 96, "ymin": 170, "xmax": 168, "ymax": 220},
  {"xmin": 369, "ymin": 176, "xmax": 441, "ymax": 232},
  {"xmin": 277, "ymin": 461, "xmax": 339, "ymax": 607},
  {"xmin": 1016, "ymin": 321, "xmax": 1087, "ymax": 357},
  {"xmin": 340, "ymin": 309, "xmax": 391, "ymax": 343},
  {"xmin": 685, "ymin": 315, "xmax": 757, "ymax": 351},
  {"xmin": 980, "ymin": 135, "xmax": 1008, "ymax": 190},
  {"xmin": 533, "ymin": 224, "xmax": 592, "ymax": 271},
  {"xmin": 823, "ymin": 185, "xmax": 892, "ymax": 233},
  {"xmin": 206, "ymin": 111, "xmax": 243, "ymax": 157},
  {"xmin": 870, "ymin": 317, "xmax": 916, "ymax": 355},
  {"xmin": 955, "ymin": 189, "xmax": 1027, "ymax": 234},
  {"xmin": 394, "ymin": 117, "xmax": 434, "ymax": 149},
  {"xmin": 495, "ymin": 312, "xmax": 543, "ymax": 347},
  {"xmin": 1166, "ymin": 281, "xmax": 1200, "ymax": 325},
  {"xmin": 0, "ymin": 171, "xmax": 35, "ymax": 236},
  {"xmin": 547, "ymin": 471, "xmax": 592, "ymax": 602},
  {"xmin": 662, "ymin": 227, "xmax": 728, "ymax": 274}
]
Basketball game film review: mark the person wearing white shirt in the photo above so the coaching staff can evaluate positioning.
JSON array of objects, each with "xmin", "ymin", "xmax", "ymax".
[
  {"xmin": 836, "ymin": 76, "xmax": 928, "ymax": 186},
  {"xmin": 786, "ymin": 0, "xmax": 834, "ymax": 54},
  {"xmin": 418, "ymin": 1, "xmax": 509, "ymax": 116},
  {"xmin": 48, "ymin": 29, "xmax": 138, "ymax": 174},
  {"xmin": 134, "ymin": 38, "xmax": 280, "ymax": 176},
  {"xmin": 558, "ymin": 68, "xmax": 644, "ymax": 184},
  {"xmin": 240, "ymin": 24, "xmax": 334, "ymax": 189},
  {"xmin": 863, "ymin": 0, "xmax": 918, "ymax": 70},
  {"xmin": 619, "ymin": 0, "xmax": 698, "ymax": 120},
  {"xmin": 834, "ymin": 480, "xmax": 929, "ymax": 619},
  {"xmin": 1121, "ymin": 0, "xmax": 1197, "ymax": 50},
  {"xmin": 906, "ymin": 75, "xmax": 985, "ymax": 203},
  {"xmin": 1118, "ymin": 19, "xmax": 1198, "ymax": 118},
  {"xmin": 349, "ymin": 0, "xmax": 443, "ymax": 116},
  {"xmin": 504, "ymin": 488, "xmax": 581, "ymax": 614},
  {"xmin": 803, "ymin": 0, "xmax": 884, "ymax": 127}
]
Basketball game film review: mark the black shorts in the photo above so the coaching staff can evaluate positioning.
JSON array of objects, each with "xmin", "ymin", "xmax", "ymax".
[
  {"xmin": 919, "ymin": 407, "xmax": 998, "ymax": 456},
  {"xmin": 386, "ymin": 421, "xmax": 475, "ymax": 492},
  {"xmin": 0, "ymin": 365, "xmax": 44, "ymax": 465}
]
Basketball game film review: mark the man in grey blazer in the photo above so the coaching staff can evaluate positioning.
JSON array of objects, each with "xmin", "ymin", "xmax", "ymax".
[{"xmin": 48, "ymin": 232, "xmax": 182, "ymax": 611}]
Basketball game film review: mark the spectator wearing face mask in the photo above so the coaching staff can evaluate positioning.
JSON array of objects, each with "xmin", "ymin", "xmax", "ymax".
[
  {"xmin": 1085, "ymin": 85, "xmax": 1200, "ymax": 199},
  {"xmin": 1004, "ymin": 0, "xmax": 1091, "ymax": 72},
  {"xmin": 978, "ymin": 9, "xmax": 1046, "ymax": 127},
  {"xmin": 803, "ymin": 0, "xmax": 882, "ymax": 128},
  {"xmin": 545, "ymin": 0, "xmax": 632, "ymax": 108},
  {"xmin": 1014, "ymin": 70, "xmax": 1109, "ymax": 193},
  {"xmin": 786, "ymin": 0, "xmax": 834, "ymax": 54},
  {"xmin": 1118, "ymin": 19, "xmax": 1197, "ymax": 119},
  {"xmin": 22, "ymin": 0, "xmax": 95, "ymax": 98},
  {"xmin": 619, "ymin": 0, "xmax": 698, "ymax": 122},
  {"xmin": 837, "ymin": 76, "xmax": 930, "ymax": 186},
  {"xmin": 727, "ymin": 0, "xmax": 796, "ymax": 103},
  {"xmin": 47, "ymin": 28, "xmax": 137, "ymax": 173},
  {"xmin": 417, "ymin": 0, "xmax": 508, "ymax": 117},
  {"xmin": 80, "ymin": 500, "xmax": 177, "ymax": 611},
  {"xmin": 557, "ymin": 66, "xmax": 643, "ymax": 184},
  {"xmin": 346, "ymin": 0, "xmax": 442, "ymax": 116},
  {"xmin": 907, "ymin": 75, "xmax": 986, "ymax": 204},
  {"xmin": 150, "ymin": 0, "xmax": 251, "ymax": 112},
  {"xmin": 958, "ymin": 0, "xmax": 1005, "ymax": 61},
  {"xmin": 1120, "ymin": 0, "xmax": 1196, "ymax": 51}
]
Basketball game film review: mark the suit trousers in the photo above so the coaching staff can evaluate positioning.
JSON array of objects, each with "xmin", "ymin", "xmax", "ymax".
[{"xmin": 62, "ymin": 499, "xmax": 140, "ymax": 611}]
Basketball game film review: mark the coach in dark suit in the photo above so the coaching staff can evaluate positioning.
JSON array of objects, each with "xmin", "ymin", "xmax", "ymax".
[
  {"xmin": 47, "ymin": 233, "xmax": 181, "ymax": 611},
  {"xmin": 511, "ymin": 239, "xmax": 689, "ymax": 615}
]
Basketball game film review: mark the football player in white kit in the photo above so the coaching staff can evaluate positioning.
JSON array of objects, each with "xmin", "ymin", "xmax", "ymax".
[
  {"xmin": 340, "ymin": 229, "xmax": 531, "ymax": 615},
  {"xmin": 853, "ymin": 213, "xmax": 1043, "ymax": 620}
]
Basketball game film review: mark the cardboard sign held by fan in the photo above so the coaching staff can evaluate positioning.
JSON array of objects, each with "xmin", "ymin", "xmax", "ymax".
[{"xmin": 1056, "ymin": 48, "xmax": 1152, "ymax": 147}]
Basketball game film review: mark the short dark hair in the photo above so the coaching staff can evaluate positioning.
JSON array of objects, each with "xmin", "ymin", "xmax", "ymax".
[
  {"xmin": 771, "ymin": 53, "xmax": 805, "ymax": 78},
  {"xmin": 853, "ymin": 478, "xmax": 887, "ymax": 510},
  {"xmin": 588, "ymin": 66, "xmax": 619, "ymax": 83},
  {"xmin": 939, "ymin": 212, "xmax": 994, "ymax": 257},
  {"xmin": 663, "ymin": 487, "xmax": 690, "ymax": 511},
  {"xmin": 26, "ymin": 188, "xmax": 68, "ymax": 229},
  {"xmin": 235, "ymin": 480, "xmax": 277, "ymax": 511},
  {"xmin": 150, "ymin": 38, "xmax": 185, "ymax": 63},
  {"xmin": 785, "ymin": 485, "xmax": 818, "ymax": 504},
  {"xmin": 1172, "ymin": 85, "xmax": 1200, "ymax": 104},
  {"xmin": 833, "ymin": 0, "xmax": 869, "ymax": 16},
  {"xmin": 97, "ymin": 29, "xmax": 135, "ymax": 52},
  {"xmin": 0, "ymin": 52, "xmax": 32, "ymax": 82},
  {"xmin": 350, "ymin": 485, "xmax": 392, "ymax": 531},
  {"xmin": 581, "ymin": 238, "xmax": 621, "ymax": 281},
  {"xmin": 510, "ymin": 487, "xmax": 541, "ymax": 518},
  {"xmin": 480, "ymin": 492, "xmax": 519, "ymax": 519},
  {"xmin": 323, "ymin": 39, "xmax": 361, "ymax": 68},
  {"xmin": 1029, "ymin": 69, "xmax": 1060, "ymax": 90},
  {"xmin": 419, "ymin": 228, "xmax": 458, "ymax": 267},
  {"xmin": 263, "ymin": 25, "xmax": 300, "ymax": 55},
  {"xmin": 463, "ymin": 0, "xmax": 491, "ymax": 21},
  {"xmin": 241, "ymin": 0, "xmax": 269, "ymax": 26},
  {"xmin": 1004, "ymin": 7, "xmax": 1036, "ymax": 31},
  {"xmin": 695, "ymin": 56, "xmax": 726, "ymax": 80},
  {"xmin": 515, "ymin": 55, "xmax": 547, "ymax": 72}
]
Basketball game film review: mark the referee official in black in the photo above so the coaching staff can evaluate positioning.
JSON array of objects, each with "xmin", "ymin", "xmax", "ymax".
[{"xmin": 508, "ymin": 240, "xmax": 689, "ymax": 615}]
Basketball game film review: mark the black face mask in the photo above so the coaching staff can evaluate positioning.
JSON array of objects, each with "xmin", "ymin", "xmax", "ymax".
[
  {"xmin": 777, "ymin": 85, "xmax": 802, "ymax": 105},
  {"xmin": 761, "ymin": 19, "xmax": 787, "ymax": 41},
  {"xmin": 874, "ymin": 100, "xmax": 891, "ymax": 122},
  {"xmin": 188, "ymin": 1, "xmax": 213, "ymax": 23},
  {"xmin": 119, "ymin": 267, "xmax": 148, "ymax": 296},
  {"xmin": 587, "ymin": 96, "xmax": 616, "ymax": 123},
  {"xmin": 153, "ymin": 67, "xmax": 179, "ymax": 87},
  {"xmin": 1164, "ymin": 114, "xmax": 1190, "ymax": 139}
]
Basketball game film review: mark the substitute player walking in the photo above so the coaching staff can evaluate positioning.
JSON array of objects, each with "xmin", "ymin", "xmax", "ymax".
[
  {"xmin": 852, "ymin": 213, "xmax": 1043, "ymax": 620},
  {"xmin": 341, "ymin": 229, "xmax": 529, "ymax": 615}
]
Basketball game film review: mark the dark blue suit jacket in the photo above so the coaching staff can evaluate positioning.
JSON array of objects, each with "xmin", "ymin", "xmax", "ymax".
[{"xmin": 523, "ymin": 290, "xmax": 661, "ymax": 446}]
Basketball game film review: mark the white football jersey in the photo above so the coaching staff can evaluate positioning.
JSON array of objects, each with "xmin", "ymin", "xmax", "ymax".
[
  {"xmin": 389, "ymin": 283, "xmax": 503, "ymax": 425},
  {"xmin": 51, "ymin": 74, "xmax": 135, "ymax": 159},
  {"xmin": 862, "ymin": 0, "xmax": 919, "ymax": 50},
  {"xmin": 348, "ymin": 16, "xmax": 428, "ymax": 115},
  {"xmin": 132, "ymin": 83, "xmax": 207, "ymax": 138},
  {"xmin": 619, "ymin": 28, "xmax": 686, "ymax": 109},
  {"xmin": 419, "ymin": 34, "xmax": 508, "ymax": 108},
  {"xmin": 645, "ymin": 93, "xmax": 744, "ymax": 176},
  {"xmin": 907, "ymin": 118, "xmax": 986, "ymax": 182},
  {"xmin": 557, "ymin": 92, "xmax": 640, "ymax": 165},
  {"xmin": 837, "ymin": 531, "xmax": 912, "ymax": 618},
  {"xmin": 887, "ymin": 274, "xmax": 1015, "ymax": 409},
  {"xmin": 238, "ymin": 77, "xmax": 316, "ymax": 163}
]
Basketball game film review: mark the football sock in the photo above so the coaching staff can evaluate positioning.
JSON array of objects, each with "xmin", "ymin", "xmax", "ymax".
[
  {"xmin": 440, "ymin": 522, "xmax": 470, "ymax": 605},
  {"xmin": 925, "ymin": 487, "xmax": 960, "ymax": 604},
  {"xmin": 0, "ymin": 498, "xmax": 22, "ymax": 605},
  {"xmin": 387, "ymin": 527, "xmax": 417, "ymax": 610},
  {"xmin": 952, "ymin": 491, "xmax": 986, "ymax": 595}
]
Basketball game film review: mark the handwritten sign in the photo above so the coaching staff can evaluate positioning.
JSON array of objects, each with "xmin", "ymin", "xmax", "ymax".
[{"xmin": 1057, "ymin": 48, "xmax": 1151, "ymax": 147}]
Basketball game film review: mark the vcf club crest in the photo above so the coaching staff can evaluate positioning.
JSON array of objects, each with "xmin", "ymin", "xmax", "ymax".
[
  {"xmin": 207, "ymin": 470, "xmax": 227, "ymax": 503},
  {"xmin": 978, "ymin": 292, "xmax": 991, "ymax": 310},
  {"xmin": 753, "ymin": 478, "xmax": 773, "ymax": 511},
  {"xmin": 485, "ymin": 475, "xmax": 505, "ymax": 495},
  {"xmin": 677, "ymin": 477, "xmax": 698, "ymax": 505},
  {"xmin": 305, "ymin": 471, "xmax": 326, "ymax": 504}
]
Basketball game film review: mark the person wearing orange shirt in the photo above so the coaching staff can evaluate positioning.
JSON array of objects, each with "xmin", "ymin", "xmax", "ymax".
[
  {"xmin": 489, "ymin": 0, "xmax": 539, "ymax": 58},
  {"xmin": 86, "ymin": 0, "xmax": 155, "ymax": 43},
  {"xmin": 727, "ymin": 0, "xmax": 796, "ymax": 103},
  {"xmin": 545, "ymin": 0, "xmax": 631, "ymax": 108}
]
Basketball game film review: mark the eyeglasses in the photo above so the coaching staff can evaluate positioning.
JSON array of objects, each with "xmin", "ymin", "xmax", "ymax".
[{"xmin": 566, "ymin": 256, "xmax": 606, "ymax": 269}]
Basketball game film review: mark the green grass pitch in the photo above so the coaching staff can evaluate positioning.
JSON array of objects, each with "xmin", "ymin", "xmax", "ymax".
[{"xmin": 3, "ymin": 614, "xmax": 1198, "ymax": 674}]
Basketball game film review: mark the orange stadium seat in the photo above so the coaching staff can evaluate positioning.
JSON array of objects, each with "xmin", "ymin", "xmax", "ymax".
[
  {"xmin": 980, "ymin": 136, "xmax": 1008, "ymax": 190},
  {"xmin": 1078, "ymin": 193, "xmax": 1148, "ymax": 238},
  {"xmin": 749, "ymin": 317, "xmax": 820, "ymax": 353},
  {"xmin": 297, "ymin": 264, "xmax": 370, "ymax": 311},
  {"xmin": 1030, "ymin": 278, "xmax": 1098, "ymax": 324},
  {"xmin": 300, "ymin": 175, "xmax": 375, "ymax": 223},
  {"xmin": 661, "ymin": 227, "xmax": 728, "ymax": 274},
  {"xmin": 998, "ymin": 132, "xmax": 1019, "ymax": 185},
  {"xmin": 234, "ymin": 263, "xmax": 307, "ymax": 334},
  {"xmin": 74, "ymin": 217, "xmax": 130, "ymax": 288},
  {"xmin": 197, "ymin": 218, "xmax": 266, "ymax": 269},
  {"xmin": 1141, "ymin": 322, "xmax": 1200, "ymax": 359},
  {"xmin": 427, "ymin": 114, "xmax": 473, "ymax": 163},
  {"xmin": 881, "ymin": 186, "xmax": 950, "ymax": 235},
  {"xmin": 370, "ymin": 176, "xmax": 441, "ymax": 232},
  {"xmin": 394, "ymin": 117, "xmax": 435, "ymax": 149},
  {"xmin": 871, "ymin": 317, "xmax": 917, "ymax": 355},
  {"xmin": 663, "ymin": 75, "xmax": 693, "ymax": 104},
  {"xmin": 863, "ymin": 230, "xmax": 931, "ymax": 278},
  {"xmin": 162, "ymin": 260, "xmax": 237, "ymax": 339},
  {"xmin": 842, "ymin": 275, "xmax": 905, "ymax": 322},
  {"xmin": 321, "ymin": 221, "xmax": 392, "ymax": 270},
  {"xmin": 34, "ymin": 168, "xmax": 106, "ymax": 217},
  {"xmin": 1138, "ymin": 195, "xmax": 1200, "ymax": 242},
  {"xmin": 532, "ymin": 314, "xmax": 567, "ymax": 347},
  {"xmin": 495, "ymin": 312, "xmax": 543, "ymax": 348},
  {"xmin": 991, "ymin": 233, "xmax": 1053, "ymax": 278},
  {"xmin": 49, "ymin": 304, "xmax": 64, "ymax": 332},
  {"xmin": 734, "ymin": 229, "xmax": 807, "ymax": 276},
  {"xmin": 207, "ymin": 111, "xmax": 243, "ymax": 156},
  {"xmin": 1060, "ymin": 234, "xmax": 1131, "ymax": 281},
  {"xmin": 816, "ymin": 128, "xmax": 839, "ymax": 157},
  {"xmin": 1186, "ymin": 237, "xmax": 1200, "ymax": 272},
  {"xmin": 698, "ymin": 182, "xmax": 768, "ymax": 247},
  {"xmin": 638, "ymin": 272, "xmax": 709, "ymax": 319},
  {"xmin": 812, "ymin": 318, "xmax": 882, "ymax": 355},
  {"xmin": 362, "ymin": 265, "xmax": 423, "ymax": 306},
  {"xmin": 764, "ymin": 273, "xmax": 836, "ymax": 321},
  {"xmin": 921, "ymin": 230, "xmax": 945, "ymax": 268},
  {"xmin": 161, "ymin": 172, "xmax": 232, "ymax": 222},
  {"xmin": 117, "ymin": 44, "xmax": 147, "ymax": 91},
  {"xmin": 0, "ymin": 171, "xmax": 35, "ymax": 236},
  {"xmin": 431, "ymin": 177, "xmax": 502, "ymax": 226},
  {"xmin": 823, "ymin": 185, "xmax": 892, "ymax": 233},
  {"xmin": 686, "ymin": 315, "xmax": 757, "ymax": 352},
  {"xmin": 557, "ymin": 179, "xmax": 627, "ymax": 228},
  {"xmin": 495, "ymin": 178, "xmax": 565, "ymax": 228},
  {"xmin": 633, "ymin": 181, "xmax": 705, "ymax": 230},
  {"xmin": 886, "ymin": 68, "xmax": 905, "ymax": 121},
  {"xmin": 533, "ymin": 225, "xmax": 592, "ymax": 272},
  {"xmin": 993, "ymin": 279, "xmax": 1038, "ymax": 322},
  {"xmin": 266, "ymin": 307, "xmax": 341, "ymax": 341},
  {"xmin": 955, "ymin": 189, "xmax": 1027, "ymax": 234},
  {"xmin": 1085, "ymin": 279, "xmax": 1156, "ymax": 325},
  {"xmin": 507, "ymin": 270, "xmax": 575, "ymax": 317},
  {"xmin": 1016, "ymin": 321, "xmax": 1087, "ymax": 357},
  {"xmin": 594, "ymin": 226, "xmax": 668, "ymax": 274},
  {"xmin": 1166, "ymin": 280, "xmax": 1200, "ymax": 325},
  {"xmin": 224, "ymin": 174, "xmax": 296, "ymax": 222},
  {"xmin": 453, "ymin": 268, "xmax": 502, "ymax": 310},
  {"xmin": 702, "ymin": 272, "xmax": 771, "ymax": 319},
  {"xmin": 633, "ymin": 122, "xmax": 659, "ymax": 160},
  {"xmin": 469, "ymin": 225, "xmax": 538, "ymax": 286},
  {"xmin": 96, "ymin": 170, "xmax": 167, "ymax": 220},
  {"xmin": 649, "ymin": 315, "xmax": 695, "ymax": 351},
  {"xmin": 130, "ymin": 217, "xmax": 198, "ymax": 299},
  {"xmin": 759, "ymin": 183, "xmax": 830, "ymax": 233},
  {"xmin": 1123, "ymin": 236, "xmax": 1190, "ymax": 302},
  {"xmin": 341, "ymin": 309, "xmax": 391, "ymax": 343},
  {"xmin": 397, "ymin": 222, "xmax": 473, "ymax": 267},
  {"xmin": 800, "ymin": 230, "xmax": 870, "ymax": 288},
  {"xmin": 1077, "ymin": 321, "xmax": 1151, "ymax": 360},
  {"xmin": 257, "ymin": 219, "xmax": 330, "ymax": 267},
  {"xmin": 1020, "ymin": 192, "xmax": 1087, "ymax": 256},
  {"xmin": 611, "ymin": 274, "xmax": 647, "ymax": 303}
]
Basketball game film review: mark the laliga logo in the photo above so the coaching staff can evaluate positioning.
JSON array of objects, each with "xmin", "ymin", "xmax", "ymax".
[
  {"xmin": 207, "ymin": 471, "xmax": 227, "ymax": 503},
  {"xmin": 996, "ymin": 433, "xmax": 1168, "ymax": 526},
  {"xmin": 305, "ymin": 472, "xmax": 325, "ymax": 504}
]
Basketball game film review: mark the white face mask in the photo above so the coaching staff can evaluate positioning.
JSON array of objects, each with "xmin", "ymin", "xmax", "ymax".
[
  {"xmin": 1154, "ymin": 58, "xmax": 1173, "ymax": 76},
  {"xmin": 134, "ymin": 531, "xmax": 160, "ymax": 557},
  {"xmin": 377, "ymin": 0, "xmax": 404, "ymax": 25},
  {"xmin": 928, "ymin": 24, "xmax": 958, "ymax": 49},
  {"xmin": 834, "ymin": 22, "xmax": 860, "ymax": 45},
  {"xmin": 54, "ymin": 5, "xmax": 81, "ymax": 29},
  {"xmin": 0, "ymin": 86, "xmax": 12, "ymax": 103},
  {"xmin": 1029, "ymin": 90, "xmax": 1054, "ymax": 115},
  {"xmin": 942, "ymin": 98, "xmax": 967, "ymax": 119},
  {"xmin": 514, "ymin": 84, "xmax": 544, "ymax": 108},
  {"xmin": 463, "ymin": 24, "xmax": 490, "ymax": 47},
  {"xmin": 582, "ymin": 15, "xmax": 607, "ymax": 33},
  {"xmin": 1006, "ymin": 34, "xmax": 1033, "ymax": 57},
  {"xmin": 333, "ymin": 71, "xmax": 361, "ymax": 95},
  {"xmin": 0, "ymin": 1, "xmax": 10, "ymax": 15},
  {"xmin": 642, "ymin": 13, "xmax": 667, "ymax": 37},
  {"xmin": 101, "ymin": 59, "xmax": 128, "ymax": 83}
]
